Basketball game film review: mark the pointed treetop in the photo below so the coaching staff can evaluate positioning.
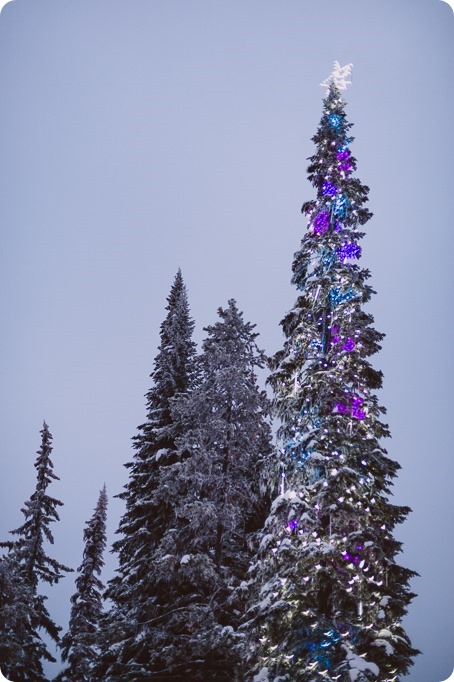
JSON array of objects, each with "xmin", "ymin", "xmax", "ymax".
[{"xmin": 320, "ymin": 61, "xmax": 353, "ymax": 91}]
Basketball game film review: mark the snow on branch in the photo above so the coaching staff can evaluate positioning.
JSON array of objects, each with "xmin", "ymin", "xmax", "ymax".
[{"xmin": 320, "ymin": 61, "xmax": 354, "ymax": 91}]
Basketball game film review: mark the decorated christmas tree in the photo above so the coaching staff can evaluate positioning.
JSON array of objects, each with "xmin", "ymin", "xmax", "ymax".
[{"xmin": 244, "ymin": 64, "xmax": 418, "ymax": 681}]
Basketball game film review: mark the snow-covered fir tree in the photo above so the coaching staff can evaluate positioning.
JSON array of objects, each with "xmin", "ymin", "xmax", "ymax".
[
  {"xmin": 94, "ymin": 269, "xmax": 198, "ymax": 679},
  {"xmin": 138, "ymin": 299, "xmax": 273, "ymax": 680},
  {"xmin": 56, "ymin": 485, "xmax": 108, "ymax": 682},
  {"xmin": 0, "ymin": 422, "xmax": 72, "ymax": 680},
  {"xmin": 244, "ymin": 68, "xmax": 419, "ymax": 681},
  {"xmin": 0, "ymin": 553, "xmax": 50, "ymax": 681},
  {"xmin": 97, "ymin": 299, "xmax": 273, "ymax": 680}
]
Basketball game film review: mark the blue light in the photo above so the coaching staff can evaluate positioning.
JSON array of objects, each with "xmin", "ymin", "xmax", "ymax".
[
  {"xmin": 329, "ymin": 287, "xmax": 358, "ymax": 306},
  {"xmin": 322, "ymin": 181, "xmax": 338, "ymax": 196},
  {"xmin": 336, "ymin": 242, "xmax": 361, "ymax": 262},
  {"xmin": 296, "ymin": 627, "xmax": 342, "ymax": 671},
  {"xmin": 328, "ymin": 114, "xmax": 342, "ymax": 128},
  {"xmin": 332, "ymin": 195, "xmax": 350, "ymax": 217}
]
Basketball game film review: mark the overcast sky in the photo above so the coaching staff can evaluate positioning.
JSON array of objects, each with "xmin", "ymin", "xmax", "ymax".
[{"xmin": 0, "ymin": 1, "xmax": 453, "ymax": 680}]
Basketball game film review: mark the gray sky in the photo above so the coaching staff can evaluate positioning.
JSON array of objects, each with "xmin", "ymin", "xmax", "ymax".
[{"xmin": 0, "ymin": 1, "xmax": 453, "ymax": 679}]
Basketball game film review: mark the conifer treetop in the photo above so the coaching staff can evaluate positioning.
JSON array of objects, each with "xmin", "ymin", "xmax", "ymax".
[
  {"xmin": 0, "ymin": 422, "xmax": 72, "ymax": 677},
  {"xmin": 4, "ymin": 421, "xmax": 72, "ymax": 587},
  {"xmin": 97, "ymin": 271, "xmax": 199, "ymax": 679},
  {"xmin": 58, "ymin": 486, "xmax": 108, "ymax": 681}
]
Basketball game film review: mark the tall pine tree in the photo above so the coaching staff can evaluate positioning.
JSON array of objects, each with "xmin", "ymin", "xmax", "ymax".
[
  {"xmin": 95, "ymin": 269, "xmax": 198, "ymax": 679},
  {"xmin": 56, "ymin": 485, "xmax": 108, "ymax": 682},
  {"xmin": 135, "ymin": 299, "xmax": 274, "ymax": 680},
  {"xmin": 0, "ymin": 422, "xmax": 72, "ymax": 680},
  {"xmin": 244, "ymin": 66, "xmax": 418, "ymax": 681},
  {"xmin": 0, "ymin": 553, "xmax": 49, "ymax": 681}
]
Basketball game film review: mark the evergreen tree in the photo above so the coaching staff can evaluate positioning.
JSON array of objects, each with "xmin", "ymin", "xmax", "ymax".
[
  {"xmin": 134, "ymin": 299, "xmax": 273, "ymax": 680},
  {"xmin": 56, "ymin": 485, "xmax": 108, "ymax": 682},
  {"xmin": 0, "ymin": 553, "xmax": 49, "ymax": 681},
  {"xmin": 244, "ymin": 66, "xmax": 418, "ymax": 681},
  {"xmin": 0, "ymin": 422, "xmax": 72, "ymax": 680},
  {"xmin": 95, "ymin": 269, "xmax": 198, "ymax": 679}
]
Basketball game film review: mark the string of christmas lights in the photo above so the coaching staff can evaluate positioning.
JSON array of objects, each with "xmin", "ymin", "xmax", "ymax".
[{"xmin": 248, "ymin": 64, "xmax": 418, "ymax": 681}]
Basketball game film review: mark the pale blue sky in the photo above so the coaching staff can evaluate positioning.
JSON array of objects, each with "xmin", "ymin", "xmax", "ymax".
[{"xmin": 0, "ymin": 1, "xmax": 453, "ymax": 679}]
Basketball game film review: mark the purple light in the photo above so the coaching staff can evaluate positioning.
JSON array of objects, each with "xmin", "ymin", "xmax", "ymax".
[
  {"xmin": 342, "ymin": 338, "xmax": 356, "ymax": 352},
  {"xmin": 337, "ymin": 150, "xmax": 352, "ymax": 173},
  {"xmin": 288, "ymin": 519, "xmax": 298, "ymax": 531},
  {"xmin": 322, "ymin": 181, "xmax": 338, "ymax": 197},
  {"xmin": 352, "ymin": 408, "xmax": 365, "ymax": 420},
  {"xmin": 353, "ymin": 555, "xmax": 360, "ymax": 564},
  {"xmin": 336, "ymin": 402, "xmax": 349, "ymax": 415},
  {"xmin": 343, "ymin": 553, "xmax": 351, "ymax": 561},
  {"xmin": 351, "ymin": 398, "xmax": 365, "ymax": 419},
  {"xmin": 336, "ymin": 394, "xmax": 365, "ymax": 420},
  {"xmin": 336, "ymin": 150, "xmax": 350, "ymax": 162},
  {"xmin": 334, "ymin": 221, "xmax": 343, "ymax": 232},
  {"xmin": 339, "ymin": 161, "xmax": 353, "ymax": 173},
  {"xmin": 336, "ymin": 242, "xmax": 362, "ymax": 262},
  {"xmin": 313, "ymin": 211, "xmax": 330, "ymax": 235},
  {"xmin": 357, "ymin": 545, "xmax": 364, "ymax": 551},
  {"xmin": 331, "ymin": 327, "xmax": 341, "ymax": 345}
]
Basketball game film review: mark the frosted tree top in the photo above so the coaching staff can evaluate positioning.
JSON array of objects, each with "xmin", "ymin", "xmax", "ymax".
[{"xmin": 320, "ymin": 61, "xmax": 353, "ymax": 91}]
